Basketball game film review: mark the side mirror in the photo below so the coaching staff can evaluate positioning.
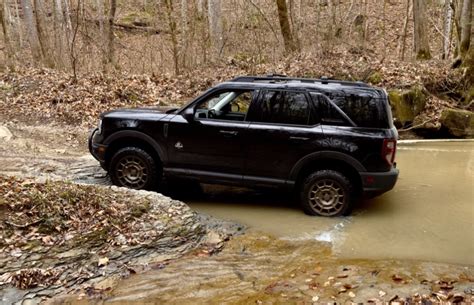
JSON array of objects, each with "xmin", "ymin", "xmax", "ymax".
[{"xmin": 182, "ymin": 107, "xmax": 195, "ymax": 122}]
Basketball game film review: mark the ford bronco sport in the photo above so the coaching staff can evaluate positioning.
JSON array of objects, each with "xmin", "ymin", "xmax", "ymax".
[{"xmin": 89, "ymin": 75, "xmax": 399, "ymax": 217}]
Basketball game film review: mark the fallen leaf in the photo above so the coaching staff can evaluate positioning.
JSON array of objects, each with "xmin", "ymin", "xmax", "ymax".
[
  {"xmin": 392, "ymin": 274, "xmax": 404, "ymax": 282},
  {"xmin": 98, "ymin": 257, "xmax": 109, "ymax": 267}
]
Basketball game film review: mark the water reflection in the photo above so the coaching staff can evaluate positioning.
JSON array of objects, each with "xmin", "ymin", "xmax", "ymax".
[{"xmin": 188, "ymin": 141, "xmax": 474, "ymax": 265}]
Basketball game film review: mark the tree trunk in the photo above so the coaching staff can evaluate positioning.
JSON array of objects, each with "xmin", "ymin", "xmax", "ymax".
[
  {"xmin": 96, "ymin": 0, "xmax": 105, "ymax": 39},
  {"xmin": 197, "ymin": 0, "xmax": 205, "ymax": 16},
  {"xmin": 53, "ymin": 0, "xmax": 68, "ymax": 68},
  {"xmin": 399, "ymin": 0, "xmax": 412, "ymax": 60},
  {"xmin": 105, "ymin": 0, "xmax": 117, "ymax": 71},
  {"xmin": 0, "ymin": 0, "xmax": 14, "ymax": 68},
  {"xmin": 33, "ymin": 0, "xmax": 53, "ymax": 67},
  {"xmin": 181, "ymin": 0, "xmax": 188, "ymax": 68},
  {"xmin": 164, "ymin": 0, "xmax": 180, "ymax": 74},
  {"xmin": 208, "ymin": 0, "xmax": 223, "ymax": 56},
  {"xmin": 463, "ymin": 43, "xmax": 474, "ymax": 87},
  {"xmin": 276, "ymin": 0, "xmax": 297, "ymax": 53},
  {"xmin": 460, "ymin": 0, "xmax": 472, "ymax": 57},
  {"xmin": 413, "ymin": 0, "xmax": 432, "ymax": 59},
  {"xmin": 443, "ymin": 0, "xmax": 453, "ymax": 59},
  {"xmin": 20, "ymin": 0, "xmax": 42, "ymax": 62}
]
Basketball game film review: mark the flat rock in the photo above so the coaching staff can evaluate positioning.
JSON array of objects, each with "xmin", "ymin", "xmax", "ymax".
[{"xmin": 0, "ymin": 126, "xmax": 13, "ymax": 141}]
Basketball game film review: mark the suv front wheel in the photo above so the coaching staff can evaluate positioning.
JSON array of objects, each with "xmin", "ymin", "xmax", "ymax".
[
  {"xmin": 300, "ymin": 170, "xmax": 353, "ymax": 217},
  {"xmin": 109, "ymin": 147, "xmax": 159, "ymax": 190}
]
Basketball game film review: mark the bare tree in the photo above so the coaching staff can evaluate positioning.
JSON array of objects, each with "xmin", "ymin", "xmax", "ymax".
[
  {"xmin": 164, "ymin": 0, "xmax": 180, "ymax": 74},
  {"xmin": 276, "ymin": 0, "xmax": 298, "ymax": 53},
  {"xmin": 413, "ymin": 0, "xmax": 431, "ymax": 59},
  {"xmin": 208, "ymin": 0, "xmax": 223, "ymax": 56},
  {"xmin": 459, "ymin": 0, "xmax": 472, "ymax": 57},
  {"xmin": 21, "ymin": 0, "xmax": 42, "ymax": 62},
  {"xmin": 443, "ymin": 0, "xmax": 453, "ymax": 59},
  {"xmin": 197, "ymin": 0, "xmax": 205, "ymax": 17},
  {"xmin": 398, "ymin": 0, "xmax": 412, "ymax": 60},
  {"xmin": 0, "ymin": 0, "xmax": 14, "ymax": 68},
  {"xmin": 105, "ymin": 0, "xmax": 117, "ymax": 71},
  {"xmin": 33, "ymin": 0, "xmax": 53, "ymax": 67}
]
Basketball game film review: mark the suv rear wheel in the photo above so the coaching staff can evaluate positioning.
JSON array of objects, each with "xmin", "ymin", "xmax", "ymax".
[
  {"xmin": 109, "ymin": 147, "xmax": 159, "ymax": 190},
  {"xmin": 300, "ymin": 170, "xmax": 353, "ymax": 217}
]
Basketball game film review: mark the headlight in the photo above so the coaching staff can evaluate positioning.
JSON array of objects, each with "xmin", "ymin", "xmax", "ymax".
[{"xmin": 97, "ymin": 119, "xmax": 103, "ymax": 134}]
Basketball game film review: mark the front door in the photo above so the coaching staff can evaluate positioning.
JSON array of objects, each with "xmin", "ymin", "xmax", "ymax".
[{"xmin": 166, "ymin": 89, "xmax": 255, "ymax": 182}]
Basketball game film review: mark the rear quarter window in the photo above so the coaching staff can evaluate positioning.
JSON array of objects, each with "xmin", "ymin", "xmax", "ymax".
[{"xmin": 333, "ymin": 95, "xmax": 389, "ymax": 128}]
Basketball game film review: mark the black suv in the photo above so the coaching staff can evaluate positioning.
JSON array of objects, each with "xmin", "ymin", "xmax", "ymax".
[{"xmin": 89, "ymin": 75, "xmax": 399, "ymax": 217}]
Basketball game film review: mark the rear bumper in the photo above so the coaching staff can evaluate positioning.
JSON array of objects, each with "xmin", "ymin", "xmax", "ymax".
[
  {"xmin": 88, "ymin": 128, "xmax": 107, "ymax": 163},
  {"xmin": 360, "ymin": 167, "xmax": 399, "ymax": 195}
]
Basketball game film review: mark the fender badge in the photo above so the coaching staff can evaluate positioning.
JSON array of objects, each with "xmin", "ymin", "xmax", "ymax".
[{"xmin": 175, "ymin": 141, "xmax": 183, "ymax": 150}]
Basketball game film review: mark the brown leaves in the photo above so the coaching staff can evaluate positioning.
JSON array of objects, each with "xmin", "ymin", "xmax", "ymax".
[
  {"xmin": 0, "ymin": 175, "xmax": 204, "ymax": 293},
  {"xmin": 7, "ymin": 268, "xmax": 62, "ymax": 289},
  {"xmin": 0, "ymin": 59, "xmax": 462, "ymax": 130}
]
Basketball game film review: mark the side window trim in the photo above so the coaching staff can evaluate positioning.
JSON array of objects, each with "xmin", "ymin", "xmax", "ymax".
[
  {"xmin": 244, "ymin": 89, "xmax": 261, "ymax": 122},
  {"xmin": 310, "ymin": 92, "xmax": 357, "ymax": 127}
]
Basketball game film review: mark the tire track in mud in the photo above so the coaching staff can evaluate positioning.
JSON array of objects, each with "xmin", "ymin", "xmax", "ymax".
[{"xmin": 0, "ymin": 152, "xmax": 110, "ymax": 186}]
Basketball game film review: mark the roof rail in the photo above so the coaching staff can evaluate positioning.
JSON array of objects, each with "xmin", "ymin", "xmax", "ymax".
[{"xmin": 230, "ymin": 75, "xmax": 370, "ymax": 87}]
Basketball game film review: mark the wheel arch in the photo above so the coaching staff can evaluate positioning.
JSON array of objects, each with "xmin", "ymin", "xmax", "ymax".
[
  {"xmin": 290, "ymin": 151, "xmax": 365, "ymax": 194},
  {"xmin": 104, "ymin": 130, "xmax": 166, "ymax": 168}
]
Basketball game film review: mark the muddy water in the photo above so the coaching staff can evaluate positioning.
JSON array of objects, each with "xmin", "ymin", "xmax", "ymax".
[{"xmin": 189, "ymin": 141, "xmax": 474, "ymax": 265}]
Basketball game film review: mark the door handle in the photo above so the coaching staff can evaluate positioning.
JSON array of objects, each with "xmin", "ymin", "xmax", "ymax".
[
  {"xmin": 219, "ymin": 130, "xmax": 238, "ymax": 137},
  {"xmin": 289, "ymin": 136, "xmax": 310, "ymax": 141}
]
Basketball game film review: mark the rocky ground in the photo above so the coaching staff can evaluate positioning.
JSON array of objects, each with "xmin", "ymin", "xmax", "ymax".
[{"xmin": 0, "ymin": 121, "xmax": 243, "ymax": 304}]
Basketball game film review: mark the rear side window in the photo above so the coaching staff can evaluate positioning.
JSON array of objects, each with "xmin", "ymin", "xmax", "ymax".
[
  {"xmin": 253, "ymin": 90, "xmax": 311, "ymax": 125},
  {"xmin": 333, "ymin": 95, "xmax": 388, "ymax": 128},
  {"xmin": 310, "ymin": 93, "xmax": 350, "ymax": 126}
]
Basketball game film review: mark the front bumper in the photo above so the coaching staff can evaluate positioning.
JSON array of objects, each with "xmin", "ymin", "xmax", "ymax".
[
  {"xmin": 360, "ymin": 167, "xmax": 399, "ymax": 194},
  {"xmin": 88, "ymin": 128, "xmax": 107, "ymax": 163}
]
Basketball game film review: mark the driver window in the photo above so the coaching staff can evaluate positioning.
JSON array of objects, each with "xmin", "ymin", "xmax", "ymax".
[{"xmin": 195, "ymin": 90, "xmax": 253, "ymax": 121}]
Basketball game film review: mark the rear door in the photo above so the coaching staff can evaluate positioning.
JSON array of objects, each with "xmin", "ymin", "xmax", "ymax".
[{"xmin": 243, "ymin": 89, "xmax": 325, "ymax": 186}]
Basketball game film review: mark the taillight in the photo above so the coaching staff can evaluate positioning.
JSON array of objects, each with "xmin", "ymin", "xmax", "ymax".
[{"xmin": 382, "ymin": 138, "xmax": 396, "ymax": 165}]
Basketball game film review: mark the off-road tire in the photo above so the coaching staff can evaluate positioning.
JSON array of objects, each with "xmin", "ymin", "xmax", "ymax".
[
  {"xmin": 109, "ymin": 147, "xmax": 160, "ymax": 190},
  {"xmin": 300, "ymin": 170, "xmax": 353, "ymax": 217}
]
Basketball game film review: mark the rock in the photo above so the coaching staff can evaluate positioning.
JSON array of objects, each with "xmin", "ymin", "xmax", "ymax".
[
  {"xmin": 440, "ymin": 108, "xmax": 474, "ymax": 138},
  {"xmin": 0, "ymin": 126, "xmax": 13, "ymax": 141},
  {"xmin": 412, "ymin": 115, "xmax": 441, "ymax": 133},
  {"xmin": 388, "ymin": 86, "xmax": 427, "ymax": 127},
  {"xmin": 203, "ymin": 230, "xmax": 222, "ymax": 244}
]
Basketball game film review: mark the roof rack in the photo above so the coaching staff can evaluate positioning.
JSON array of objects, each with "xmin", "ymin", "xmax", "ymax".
[{"xmin": 230, "ymin": 75, "xmax": 370, "ymax": 87}]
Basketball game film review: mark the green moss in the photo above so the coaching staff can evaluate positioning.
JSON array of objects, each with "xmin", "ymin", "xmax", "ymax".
[
  {"xmin": 367, "ymin": 71, "xmax": 382, "ymax": 84},
  {"xmin": 130, "ymin": 200, "xmax": 151, "ymax": 218},
  {"xmin": 440, "ymin": 108, "xmax": 474, "ymax": 138},
  {"xmin": 388, "ymin": 86, "xmax": 427, "ymax": 126},
  {"xmin": 464, "ymin": 86, "xmax": 474, "ymax": 105},
  {"xmin": 120, "ymin": 12, "xmax": 153, "ymax": 27},
  {"xmin": 75, "ymin": 228, "xmax": 111, "ymax": 247}
]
